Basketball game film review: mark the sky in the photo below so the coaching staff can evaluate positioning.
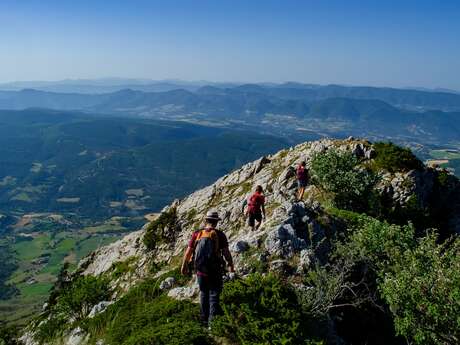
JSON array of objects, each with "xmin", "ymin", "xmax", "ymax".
[{"xmin": 1, "ymin": 0, "xmax": 459, "ymax": 89}]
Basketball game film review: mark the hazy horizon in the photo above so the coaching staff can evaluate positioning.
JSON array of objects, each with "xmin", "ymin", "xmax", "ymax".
[{"xmin": 0, "ymin": 77, "xmax": 459, "ymax": 94}]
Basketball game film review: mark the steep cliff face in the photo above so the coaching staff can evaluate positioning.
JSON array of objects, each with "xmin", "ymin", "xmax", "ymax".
[{"xmin": 20, "ymin": 138, "xmax": 460, "ymax": 345}]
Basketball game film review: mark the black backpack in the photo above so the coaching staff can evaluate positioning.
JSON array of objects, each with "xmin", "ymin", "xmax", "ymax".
[{"xmin": 194, "ymin": 229, "xmax": 220, "ymax": 275}]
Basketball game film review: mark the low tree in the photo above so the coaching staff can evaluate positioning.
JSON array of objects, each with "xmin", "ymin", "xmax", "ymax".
[
  {"xmin": 0, "ymin": 324, "xmax": 19, "ymax": 345},
  {"xmin": 372, "ymin": 142, "xmax": 423, "ymax": 173},
  {"xmin": 310, "ymin": 149, "xmax": 378, "ymax": 211},
  {"xmin": 212, "ymin": 274, "xmax": 324, "ymax": 345},
  {"xmin": 380, "ymin": 234, "xmax": 460, "ymax": 345},
  {"xmin": 57, "ymin": 275, "xmax": 111, "ymax": 321}
]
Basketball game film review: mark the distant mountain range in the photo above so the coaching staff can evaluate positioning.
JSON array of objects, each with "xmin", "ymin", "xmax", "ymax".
[
  {"xmin": 0, "ymin": 79, "xmax": 239, "ymax": 94},
  {"xmin": 1, "ymin": 81, "xmax": 460, "ymax": 111},
  {"xmin": 0, "ymin": 84, "xmax": 459, "ymax": 145}
]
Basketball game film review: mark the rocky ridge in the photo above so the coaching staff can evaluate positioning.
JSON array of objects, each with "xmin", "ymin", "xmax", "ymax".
[{"xmin": 20, "ymin": 137, "xmax": 460, "ymax": 345}]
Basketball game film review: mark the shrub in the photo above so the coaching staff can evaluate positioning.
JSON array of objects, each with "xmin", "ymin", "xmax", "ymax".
[
  {"xmin": 34, "ymin": 315, "xmax": 67, "ymax": 344},
  {"xmin": 212, "ymin": 274, "xmax": 324, "ymax": 345},
  {"xmin": 106, "ymin": 295, "xmax": 209, "ymax": 345},
  {"xmin": 0, "ymin": 325, "xmax": 19, "ymax": 345},
  {"xmin": 310, "ymin": 149, "xmax": 378, "ymax": 211},
  {"xmin": 327, "ymin": 208, "xmax": 365, "ymax": 228},
  {"xmin": 35, "ymin": 275, "xmax": 111, "ymax": 343},
  {"xmin": 372, "ymin": 142, "xmax": 423, "ymax": 173},
  {"xmin": 380, "ymin": 234, "xmax": 460, "ymax": 345},
  {"xmin": 143, "ymin": 207, "xmax": 178, "ymax": 250},
  {"xmin": 335, "ymin": 215, "xmax": 416, "ymax": 271},
  {"xmin": 333, "ymin": 212, "xmax": 460, "ymax": 344},
  {"xmin": 111, "ymin": 256, "xmax": 137, "ymax": 279},
  {"xmin": 57, "ymin": 275, "xmax": 111, "ymax": 321},
  {"xmin": 436, "ymin": 170, "xmax": 450, "ymax": 187},
  {"xmin": 83, "ymin": 279, "xmax": 211, "ymax": 345},
  {"xmin": 46, "ymin": 262, "xmax": 71, "ymax": 308}
]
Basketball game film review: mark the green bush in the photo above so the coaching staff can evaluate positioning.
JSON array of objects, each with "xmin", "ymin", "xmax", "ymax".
[
  {"xmin": 35, "ymin": 315, "xmax": 67, "ymax": 344},
  {"xmin": 83, "ymin": 278, "xmax": 211, "ymax": 345},
  {"xmin": 110, "ymin": 257, "xmax": 137, "ymax": 279},
  {"xmin": 310, "ymin": 149, "xmax": 378, "ymax": 211},
  {"xmin": 143, "ymin": 207, "xmax": 178, "ymax": 250},
  {"xmin": 327, "ymin": 208, "xmax": 365, "ymax": 228},
  {"xmin": 35, "ymin": 275, "xmax": 111, "ymax": 343},
  {"xmin": 333, "ymin": 213, "xmax": 460, "ymax": 344},
  {"xmin": 46, "ymin": 262, "xmax": 71, "ymax": 308},
  {"xmin": 0, "ymin": 325, "xmax": 19, "ymax": 345},
  {"xmin": 300, "ymin": 216, "xmax": 413, "ymax": 344},
  {"xmin": 372, "ymin": 142, "xmax": 423, "ymax": 173},
  {"xmin": 57, "ymin": 275, "xmax": 111, "ymax": 321},
  {"xmin": 106, "ymin": 295, "xmax": 209, "ymax": 345},
  {"xmin": 436, "ymin": 170, "xmax": 450, "ymax": 187},
  {"xmin": 380, "ymin": 234, "xmax": 460, "ymax": 345},
  {"xmin": 335, "ymin": 215, "xmax": 415, "ymax": 271},
  {"xmin": 212, "ymin": 274, "xmax": 324, "ymax": 345}
]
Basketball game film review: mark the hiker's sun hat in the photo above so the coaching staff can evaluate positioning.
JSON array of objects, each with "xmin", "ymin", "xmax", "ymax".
[{"xmin": 205, "ymin": 210, "xmax": 222, "ymax": 221}]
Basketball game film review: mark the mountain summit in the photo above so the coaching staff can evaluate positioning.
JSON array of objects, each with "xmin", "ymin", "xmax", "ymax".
[{"xmin": 19, "ymin": 138, "xmax": 460, "ymax": 345}]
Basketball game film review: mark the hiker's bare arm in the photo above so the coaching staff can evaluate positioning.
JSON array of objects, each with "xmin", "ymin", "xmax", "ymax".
[
  {"xmin": 222, "ymin": 247, "xmax": 235, "ymax": 272},
  {"xmin": 180, "ymin": 246, "xmax": 193, "ymax": 275},
  {"xmin": 262, "ymin": 204, "xmax": 266, "ymax": 219}
]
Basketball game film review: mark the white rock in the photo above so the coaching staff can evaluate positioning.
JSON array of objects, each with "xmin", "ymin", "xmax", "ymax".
[
  {"xmin": 67, "ymin": 327, "xmax": 86, "ymax": 345},
  {"xmin": 299, "ymin": 249, "xmax": 314, "ymax": 271},
  {"xmin": 159, "ymin": 276, "xmax": 176, "ymax": 290},
  {"xmin": 167, "ymin": 283, "xmax": 200, "ymax": 300},
  {"xmin": 88, "ymin": 301, "xmax": 113, "ymax": 318},
  {"xmin": 18, "ymin": 332, "xmax": 39, "ymax": 345}
]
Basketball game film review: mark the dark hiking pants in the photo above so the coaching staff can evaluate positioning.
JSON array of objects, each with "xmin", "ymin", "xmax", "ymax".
[{"xmin": 197, "ymin": 274, "xmax": 222, "ymax": 325}]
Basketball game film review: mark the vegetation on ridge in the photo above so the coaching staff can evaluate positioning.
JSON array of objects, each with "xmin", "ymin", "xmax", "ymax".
[
  {"xmin": 310, "ymin": 149, "xmax": 378, "ymax": 211},
  {"xmin": 372, "ymin": 142, "xmax": 424, "ymax": 173},
  {"xmin": 212, "ymin": 274, "xmax": 324, "ymax": 345},
  {"xmin": 143, "ymin": 207, "xmax": 178, "ymax": 250}
]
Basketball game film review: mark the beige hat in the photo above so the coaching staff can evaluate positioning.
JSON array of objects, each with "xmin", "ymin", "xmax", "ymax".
[{"xmin": 205, "ymin": 210, "xmax": 221, "ymax": 221}]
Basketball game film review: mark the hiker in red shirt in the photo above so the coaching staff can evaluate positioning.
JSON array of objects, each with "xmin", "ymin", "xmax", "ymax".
[
  {"xmin": 244, "ymin": 185, "xmax": 266, "ymax": 231},
  {"xmin": 296, "ymin": 161, "xmax": 309, "ymax": 201},
  {"xmin": 180, "ymin": 211, "xmax": 234, "ymax": 327}
]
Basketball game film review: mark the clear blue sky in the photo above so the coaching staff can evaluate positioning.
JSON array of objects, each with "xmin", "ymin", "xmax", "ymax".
[{"xmin": 1, "ymin": 0, "xmax": 459, "ymax": 89}]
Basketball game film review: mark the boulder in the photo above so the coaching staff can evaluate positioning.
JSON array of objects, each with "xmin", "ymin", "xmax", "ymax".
[
  {"xmin": 88, "ymin": 301, "xmax": 113, "ymax": 318},
  {"xmin": 352, "ymin": 143, "xmax": 365, "ymax": 157},
  {"xmin": 67, "ymin": 327, "xmax": 86, "ymax": 345},
  {"xmin": 278, "ymin": 166, "xmax": 296, "ymax": 185},
  {"xmin": 167, "ymin": 283, "xmax": 199, "ymax": 300},
  {"xmin": 265, "ymin": 223, "xmax": 307, "ymax": 258},
  {"xmin": 254, "ymin": 156, "xmax": 271, "ymax": 175},
  {"xmin": 159, "ymin": 276, "xmax": 176, "ymax": 290},
  {"xmin": 231, "ymin": 240, "xmax": 250, "ymax": 254},
  {"xmin": 18, "ymin": 332, "xmax": 39, "ymax": 345},
  {"xmin": 298, "ymin": 249, "xmax": 315, "ymax": 272}
]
